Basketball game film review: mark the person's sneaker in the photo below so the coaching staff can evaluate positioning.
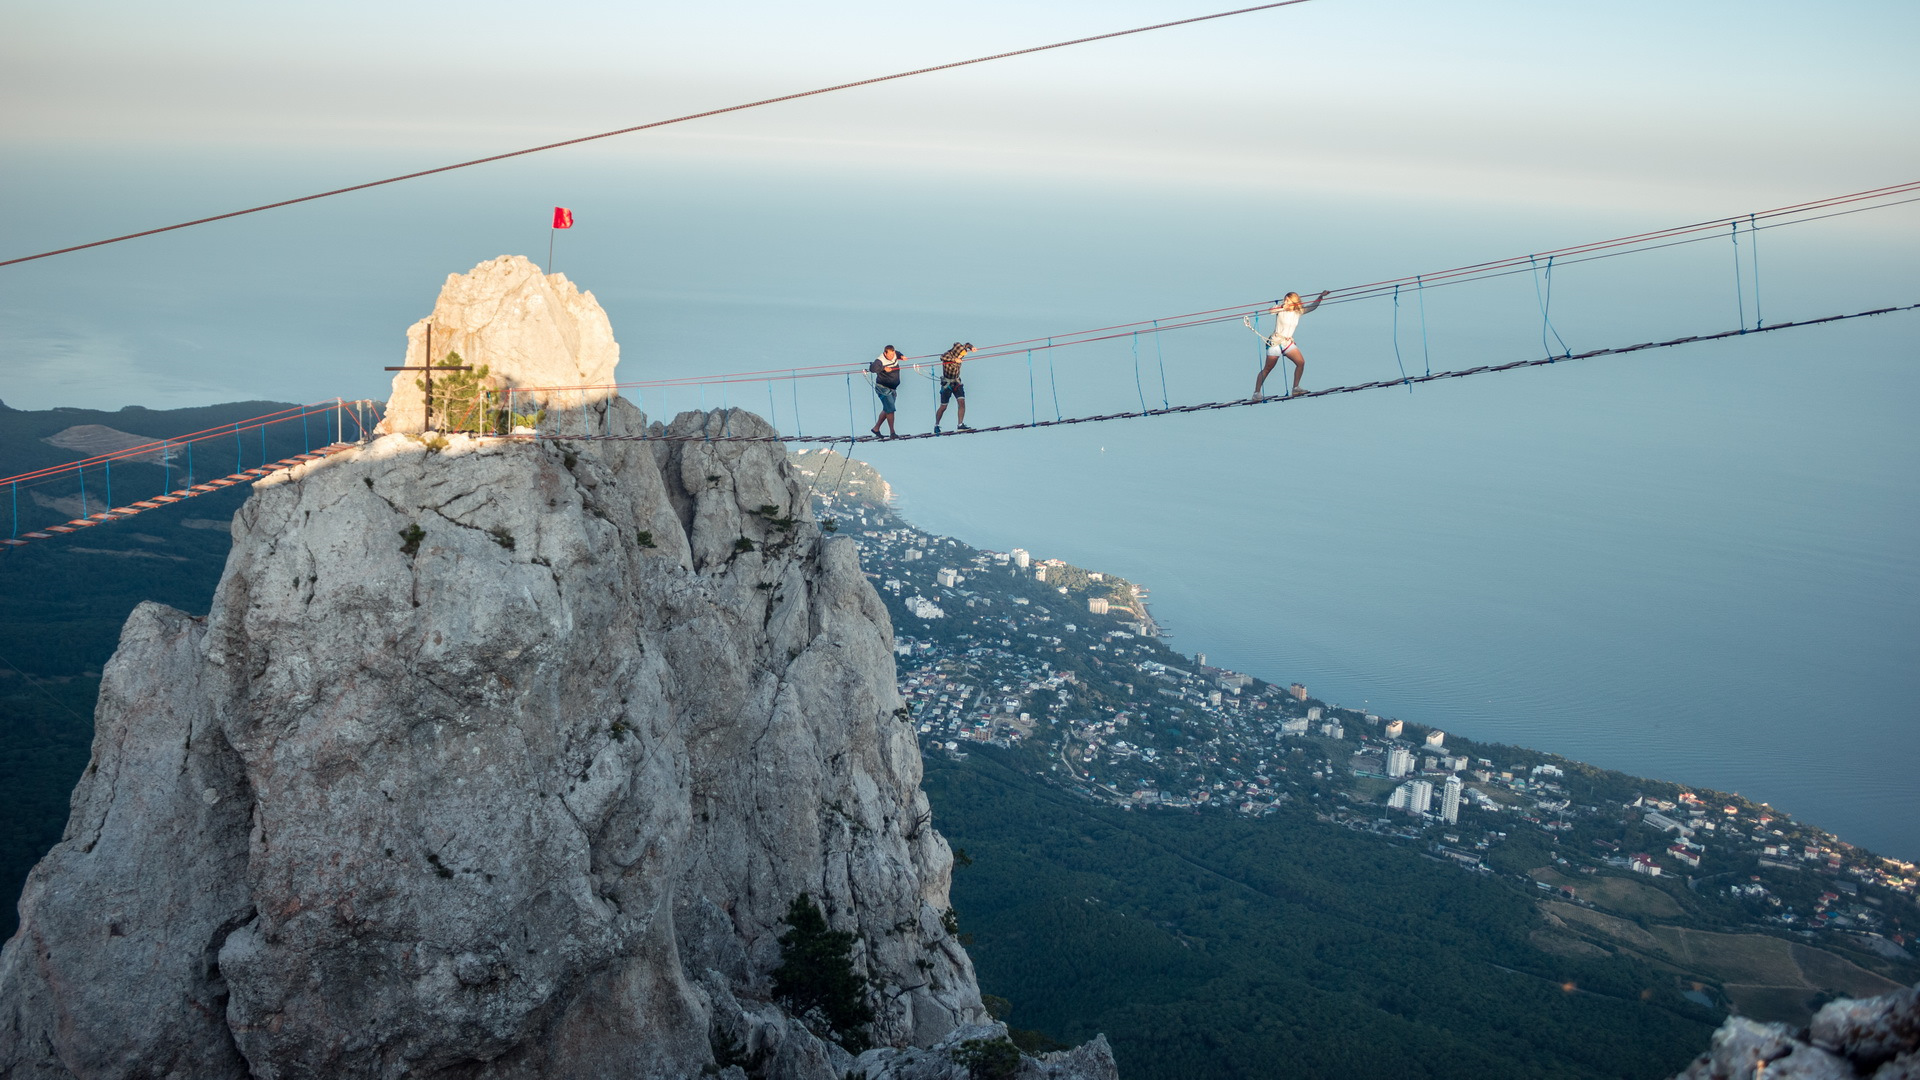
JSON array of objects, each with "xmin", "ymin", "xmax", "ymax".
[
  {"xmin": 957, "ymin": 423, "xmax": 973, "ymax": 431},
  {"xmin": 933, "ymin": 426, "xmax": 942, "ymax": 435},
  {"xmin": 1290, "ymin": 387, "xmax": 1307, "ymax": 396}
]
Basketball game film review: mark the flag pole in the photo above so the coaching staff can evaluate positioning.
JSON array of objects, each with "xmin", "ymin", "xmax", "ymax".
[{"xmin": 547, "ymin": 226, "xmax": 556, "ymax": 274}]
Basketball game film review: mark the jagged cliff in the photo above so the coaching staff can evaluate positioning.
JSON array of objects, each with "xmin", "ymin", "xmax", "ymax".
[
  {"xmin": 1671, "ymin": 982, "xmax": 1918, "ymax": 1079},
  {"xmin": 0, "ymin": 259, "xmax": 1114, "ymax": 1080}
]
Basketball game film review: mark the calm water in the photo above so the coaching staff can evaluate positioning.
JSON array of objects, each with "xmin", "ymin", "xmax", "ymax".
[{"xmin": 4, "ymin": 154, "xmax": 1916, "ymax": 857}]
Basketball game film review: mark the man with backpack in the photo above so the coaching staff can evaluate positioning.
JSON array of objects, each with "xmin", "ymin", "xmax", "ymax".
[
  {"xmin": 933, "ymin": 341, "xmax": 974, "ymax": 434},
  {"xmin": 868, "ymin": 345, "xmax": 904, "ymax": 439}
]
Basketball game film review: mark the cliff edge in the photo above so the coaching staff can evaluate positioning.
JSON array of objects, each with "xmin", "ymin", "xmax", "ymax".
[{"xmin": 0, "ymin": 258, "xmax": 1115, "ymax": 1080}]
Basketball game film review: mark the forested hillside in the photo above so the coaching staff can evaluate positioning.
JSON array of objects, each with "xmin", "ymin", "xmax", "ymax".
[
  {"xmin": 0, "ymin": 400, "xmax": 304, "ymax": 936},
  {"xmin": 928, "ymin": 749, "xmax": 1716, "ymax": 1080}
]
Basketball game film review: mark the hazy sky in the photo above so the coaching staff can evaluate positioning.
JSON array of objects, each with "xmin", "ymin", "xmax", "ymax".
[
  {"xmin": 2, "ymin": 0, "xmax": 1917, "ymax": 407},
  {"xmin": 8, "ymin": 1, "xmax": 1918, "ymax": 199}
]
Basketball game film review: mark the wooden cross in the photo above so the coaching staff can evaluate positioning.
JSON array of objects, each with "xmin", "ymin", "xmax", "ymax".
[{"xmin": 383, "ymin": 325, "xmax": 471, "ymax": 430}]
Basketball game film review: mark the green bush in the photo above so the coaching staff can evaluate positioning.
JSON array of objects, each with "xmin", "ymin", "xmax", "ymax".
[
  {"xmin": 771, "ymin": 894, "xmax": 873, "ymax": 1052},
  {"xmin": 953, "ymin": 1036, "xmax": 1021, "ymax": 1080}
]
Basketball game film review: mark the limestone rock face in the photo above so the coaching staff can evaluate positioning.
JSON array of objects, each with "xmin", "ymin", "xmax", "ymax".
[
  {"xmin": 1671, "ymin": 982, "xmax": 1920, "ymax": 1080},
  {"xmin": 379, "ymin": 254, "xmax": 619, "ymax": 434},
  {"xmin": 0, "ymin": 405, "xmax": 993, "ymax": 1079}
]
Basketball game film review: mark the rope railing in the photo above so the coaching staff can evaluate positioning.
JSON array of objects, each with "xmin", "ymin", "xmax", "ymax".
[
  {"xmin": 506, "ymin": 180, "xmax": 1920, "ymax": 397},
  {"xmin": 501, "ymin": 303, "xmax": 1917, "ymax": 445}
]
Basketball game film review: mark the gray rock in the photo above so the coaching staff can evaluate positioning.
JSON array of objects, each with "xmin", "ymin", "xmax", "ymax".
[
  {"xmin": 1810, "ymin": 985, "xmax": 1920, "ymax": 1073},
  {"xmin": 1673, "ymin": 983, "xmax": 1920, "ymax": 1080},
  {"xmin": 852, "ymin": 1023, "xmax": 1119, "ymax": 1080},
  {"xmin": 0, "ymin": 406, "xmax": 1014, "ymax": 1078}
]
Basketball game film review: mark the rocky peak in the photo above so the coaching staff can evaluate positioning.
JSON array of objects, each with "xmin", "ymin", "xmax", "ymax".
[
  {"xmin": 379, "ymin": 254, "xmax": 619, "ymax": 434},
  {"xmin": 0, "ymin": 262, "xmax": 1117, "ymax": 1078}
]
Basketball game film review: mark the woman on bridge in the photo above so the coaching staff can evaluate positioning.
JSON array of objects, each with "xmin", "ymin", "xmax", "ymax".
[{"xmin": 1246, "ymin": 290, "xmax": 1327, "ymax": 399}]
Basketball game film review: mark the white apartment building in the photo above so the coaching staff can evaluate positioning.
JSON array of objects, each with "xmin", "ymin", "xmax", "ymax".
[
  {"xmin": 1409, "ymin": 780, "xmax": 1434, "ymax": 814},
  {"xmin": 1386, "ymin": 745, "xmax": 1414, "ymax": 779},
  {"xmin": 1441, "ymin": 775, "xmax": 1463, "ymax": 824}
]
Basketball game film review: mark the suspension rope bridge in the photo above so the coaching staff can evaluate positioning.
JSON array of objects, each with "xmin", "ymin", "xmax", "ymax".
[
  {"xmin": 508, "ymin": 179, "xmax": 1920, "ymax": 401},
  {"xmin": 510, "ymin": 304, "xmax": 1918, "ymax": 445},
  {"xmin": 3, "ymin": 183, "xmax": 1915, "ymax": 552},
  {"xmin": 1, "ymin": 400, "xmax": 379, "ymax": 552}
]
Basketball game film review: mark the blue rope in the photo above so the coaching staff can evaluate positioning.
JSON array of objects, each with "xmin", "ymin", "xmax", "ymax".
[
  {"xmin": 1730, "ymin": 221, "xmax": 1747, "ymax": 332},
  {"xmin": 163, "ymin": 445, "xmax": 171, "ymax": 495},
  {"xmin": 791, "ymin": 371, "xmax": 802, "ymax": 436},
  {"xmin": 767, "ymin": 379, "xmax": 778, "ymax": 431},
  {"xmin": 104, "ymin": 457, "xmax": 111, "ymax": 509},
  {"xmin": 1390, "ymin": 284, "xmax": 1412, "ymax": 392},
  {"xmin": 1026, "ymin": 349, "xmax": 1037, "ymax": 426},
  {"xmin": 845, "ymin": 374, "xmax": 855, "ymax": 438},
  {"xmin": 260, "ymin": 421, "xmax": 267, "ymax": 465},
  {"xmin": 1529, "ymin": 255, "xmax": 1572, "ymax": 359},
  {"xmin": 78, "ymin": 465, "xmax": 87, "ymax": 519},
  {"xmin": 1046, "ymin": 337, "xmax": 1061, "ymax": 420},
  {"xmin": 721, "ymin": 384, "xmax": 731, "ymax": 437},
  {"xmin": 11, "ymin": 482, "xmax": 16, "ymax": 538},
  {"xmin": 187, "ymin": 441, "xmax": 193, "ymax": 488},
  {"xmin": 1417, "ymin": 273, "xmax": 1432, "ymax": 377},
  {"xmin": 1130, "ymin": 333, "xmax": 1148, "ymax": 412},
  {"xmin": 1749, "ymin": 213, "xmax": 1764, "ymax": 330},
  {"xmin": 1152, "ymin": 320, "xmax": 1170, "ymax": 410},
  {"xmin": 302, "ymin": 412, "xmax": 309, "ymax": 453}
]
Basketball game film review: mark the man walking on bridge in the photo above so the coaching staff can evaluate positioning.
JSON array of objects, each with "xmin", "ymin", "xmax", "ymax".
[
  {"xmin": 933, "ymin": 342, "xmax": 974, "ymax": 434},
  {"xmin": 929, "ymin": 340, "xmax": 975, "ymax": 432}
]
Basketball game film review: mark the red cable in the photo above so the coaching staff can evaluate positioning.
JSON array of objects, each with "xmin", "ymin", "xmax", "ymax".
[{"xmin": 0, "ymin": 1, "xmax": 1314, "ymax": 269}]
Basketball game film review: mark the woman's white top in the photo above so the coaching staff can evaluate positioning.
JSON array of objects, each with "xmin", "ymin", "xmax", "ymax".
[{"xmin": 1269, "ymin": 308, "xmax": 1302, "ymax": 346}]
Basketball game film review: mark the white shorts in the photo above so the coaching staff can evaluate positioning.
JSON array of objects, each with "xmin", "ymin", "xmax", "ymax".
[{"xmin": 1267, "ymin": 341, "xmax": 1290, "ymax": 358}]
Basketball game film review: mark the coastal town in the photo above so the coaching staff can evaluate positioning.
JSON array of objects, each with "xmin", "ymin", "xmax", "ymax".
[{"xmin": 791, "ymin": 449, "xmax": 1918, "ymax": 975}]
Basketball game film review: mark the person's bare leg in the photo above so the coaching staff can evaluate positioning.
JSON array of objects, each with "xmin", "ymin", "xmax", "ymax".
[
  {"xmin": 956, "ymin": 398, "xmax": 967, "ymax": 427},
  {"xmin": 886, "ymin": 412, "xmax": 898, "ymax": 436},
  {"xmin": 1253, "ymin": 356, "xmax": 1278, "ymax": 398},
  {"xmin": 1287, "ymin": 345, "xmax": 1306, "ymax": 393},
  {"xmin": 935, "ymin": 402, "xmax": 948, "ymax": 429}
]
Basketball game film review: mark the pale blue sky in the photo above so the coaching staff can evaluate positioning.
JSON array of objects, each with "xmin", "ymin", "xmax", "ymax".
[{"xmin": 2, "ymin": 0, "xmax": 1916, "ymax": 407}]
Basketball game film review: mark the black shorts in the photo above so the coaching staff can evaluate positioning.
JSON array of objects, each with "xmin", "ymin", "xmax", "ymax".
[{"xmin": 940, "ymin": 380, "xmax": 965, "ymax": 404}]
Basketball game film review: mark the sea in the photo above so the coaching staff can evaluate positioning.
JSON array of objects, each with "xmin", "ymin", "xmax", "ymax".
[{"xmin": 4, "ymin": 151, "xmax": 1916, "ymax": 859}]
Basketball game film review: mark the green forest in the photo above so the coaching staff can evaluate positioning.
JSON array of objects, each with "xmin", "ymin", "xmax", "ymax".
[
  {"xmin": 0, "ymin": 400, "xmax": 309, "ymax": 937},
  {"xmin": 926, "ymin": 749, "xmax": 1717, "ymax": 1080}
]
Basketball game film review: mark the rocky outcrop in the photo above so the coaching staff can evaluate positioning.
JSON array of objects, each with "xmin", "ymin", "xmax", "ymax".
[
  {"xmin": 379, "ymin": 255, "xmax": 619, "ymax": 434},
  {"xmin": 0, "ymin": 257, "xmax": 1119, "ymax": 1079},
  {"xmin": 0, "ymin": 405, "xmax": 989, "ymax": 1079},
  {"xmin": 854, "ymin": 1026, "xmax": 1118, "ymax": 1080},
  {"xmin": 1671, "ymin": 983, "xmax": 1919, "ymax": 1080}
]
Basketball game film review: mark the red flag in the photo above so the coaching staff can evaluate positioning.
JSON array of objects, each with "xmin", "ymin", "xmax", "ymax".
[{"xmin": 552, "ymin": 207, "xmax": 573, "ymax": 229}]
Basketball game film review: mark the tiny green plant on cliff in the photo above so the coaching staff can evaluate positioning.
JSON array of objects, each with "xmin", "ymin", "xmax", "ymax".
[
  {"xmin": 399, "ymin": 524, "xmax": 425, "ymax": 557},
  {"xmin": 771, "ymin": 894, "xmax": 873, "ymax": 1052},
  {"xmin": 951, "ymin": 1036, "xmax": 1021, "ymax": 1080}
]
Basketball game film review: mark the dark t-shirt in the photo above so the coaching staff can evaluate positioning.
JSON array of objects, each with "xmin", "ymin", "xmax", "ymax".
[{"xmin": 870, "ymin": 359, "xmax": 902, "ymax": 388}]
